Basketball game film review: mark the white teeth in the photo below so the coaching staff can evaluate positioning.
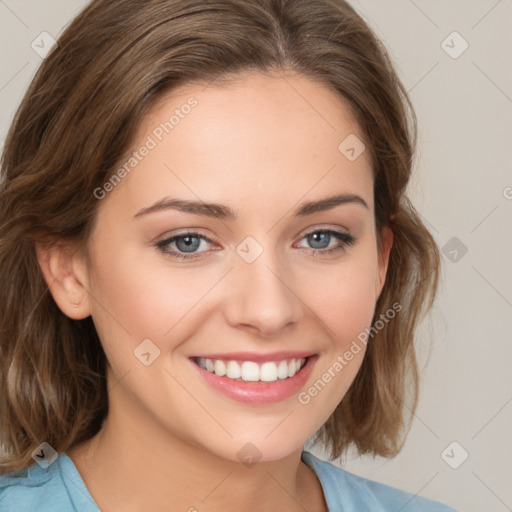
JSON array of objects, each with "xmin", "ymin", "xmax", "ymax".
[
  {"xmin": 260, "ymin": 362, "xmax": 278, "ymax": 382},
  {"xmin": 241, "ymin": 362, "xmax": 260, "ymax": 382},
  {"xmin": 214, "ymin": 359, "xmax": 226, "ymax": 376},
  {"xmin": 288, "ymin": 359, "xmax": 297, "ymax": 377},
  {"xmin": 205, "ymin": 358, "xmax": 215, "ymax": 372},
  {"xmin": 277, "ymin": 360, "xmax": 289, "ymax": 379},
  {"xmin": 226, "ymin": 360, "xmax": 241, "ymax": 379},
  {"xmin": 196, "ymin": 357, "xmax": 307, "ymax": 382}
]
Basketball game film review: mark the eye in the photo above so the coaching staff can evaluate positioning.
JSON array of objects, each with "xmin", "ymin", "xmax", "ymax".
[
  {"xmin": 155, "ymin": 232, "xmax": 213, "ymax": 261},
  {"xmin": 294, "ymin": 229, "xmax": 357, "ymax": 257},
  {"xmin": 155, "ymin": 228, "xmax": 357, "ymax": 261}
]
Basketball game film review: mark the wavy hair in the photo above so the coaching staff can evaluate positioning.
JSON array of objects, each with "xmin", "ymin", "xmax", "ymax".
[{"xmin": 0, "ymin": 0, "xmax": 440, "ymax": 473}]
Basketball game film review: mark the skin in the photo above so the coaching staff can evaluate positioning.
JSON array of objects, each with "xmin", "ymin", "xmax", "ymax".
[{"xmin": 37, "ymin": 70, "xmax": 393, "ymax": 512}]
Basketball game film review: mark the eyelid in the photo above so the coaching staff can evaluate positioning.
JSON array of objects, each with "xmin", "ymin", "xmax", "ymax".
[
  {"xmin": 155, "ymin": 224, "xmax": 352, "ymax": 245},
  {"xmin": 154, "ymin": 224, "xmax": 357, "ymax": 261},
  {"xmin": 296, "ymin": 223, "xmax": 351, "ymax": 239},
  {"xmin": 154, "ymin": 228, "xmax": 218, "ymax": 245},
  {"xmin": 294, "ymin": 227, "xmax": 357, "ymax": 250}
]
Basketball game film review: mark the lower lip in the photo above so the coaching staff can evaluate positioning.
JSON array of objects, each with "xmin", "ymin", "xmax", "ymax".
[{"xmin": 190, "ymin": 356, "xmax": 318, "ymax": 404}]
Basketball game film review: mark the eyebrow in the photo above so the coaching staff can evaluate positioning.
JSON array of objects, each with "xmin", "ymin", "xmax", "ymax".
[{"xmin": 134, "ymin": 193, "xmax": 369, "ymax": 220}]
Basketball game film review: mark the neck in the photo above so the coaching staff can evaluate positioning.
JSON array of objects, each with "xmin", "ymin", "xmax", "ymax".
[{"xmin": 67, "ymin": 402, "xmax": 326, "ymax": 511}]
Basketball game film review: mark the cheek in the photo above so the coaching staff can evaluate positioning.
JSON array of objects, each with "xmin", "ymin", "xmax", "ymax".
[
  {"xmin": 301, "ymin": 250, "xmax": 379, "ymax": 346},
  {"xmin": 294, "ymin": 257, "xmax": 378, "ymax": 417},
  {"xmin": 86, "ymin": 239, "xmax": 220, "ymax": 355}
]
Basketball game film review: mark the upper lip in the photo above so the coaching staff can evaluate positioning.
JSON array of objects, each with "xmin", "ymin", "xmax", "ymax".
[{"xmin": 189, "ymin": 351, "xmax": 316, "ymax": 363}]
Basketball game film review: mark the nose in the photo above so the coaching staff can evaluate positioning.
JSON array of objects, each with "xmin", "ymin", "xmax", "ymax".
[{"xmin": 223, "ymin": 251, "xmax": 303, "ymax": 337}]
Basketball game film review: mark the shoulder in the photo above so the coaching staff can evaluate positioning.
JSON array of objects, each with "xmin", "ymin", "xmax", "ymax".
[
  {"xmin": 0, "ymin": 457, "xmax": 70, "ymax": 512},
  {"xmin": 301, "ymin": 451, "xmax": 460, "ymax": 512},
  {"xmin": 0, "ymin": 453, "xmax": 99, "ymax": 512}
]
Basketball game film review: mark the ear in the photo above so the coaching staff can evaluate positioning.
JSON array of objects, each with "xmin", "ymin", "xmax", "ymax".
[
  {"xmin": 35, "ymin": 240, "xmax": 91, "ymax": 320},
  {"xmin": 375, "ymin": 225, "xmax": 394, "ymax": 301}
]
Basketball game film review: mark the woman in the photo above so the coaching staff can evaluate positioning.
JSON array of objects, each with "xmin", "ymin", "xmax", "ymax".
[{"xmin": 0, "ymin": 0, "xmax": 458, "ymax": 510}]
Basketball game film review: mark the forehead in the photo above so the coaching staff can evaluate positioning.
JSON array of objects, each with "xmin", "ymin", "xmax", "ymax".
[
  {"xmin": 143, "ymin": 70, "xmax": 365, "ymax": 152},
  {"xmin": 105, "ymin": 71, "xmax": 374, "ymax": 218}
]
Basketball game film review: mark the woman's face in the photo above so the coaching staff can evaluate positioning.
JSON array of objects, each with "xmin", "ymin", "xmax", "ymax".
[{"xmin": 76, "ymin": 71, "xmax": 391, "ymax": 462}]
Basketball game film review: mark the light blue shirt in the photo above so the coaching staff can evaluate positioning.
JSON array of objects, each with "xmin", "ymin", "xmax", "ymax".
[{"xmin": 0, "ymin": 450, "xmax": 459, "ymax": 511}]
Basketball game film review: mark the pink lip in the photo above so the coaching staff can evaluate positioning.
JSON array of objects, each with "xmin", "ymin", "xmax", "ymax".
[
  {"xmin": 189, "ymin": 354, "xmax": 318, "ymax": 404},
  {"xmin": 188, "ymin": 350, "xmax": 315, "ymax": 363}
]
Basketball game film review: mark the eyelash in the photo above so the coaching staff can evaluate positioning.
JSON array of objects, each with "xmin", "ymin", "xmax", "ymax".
[{"xmin": 155, "ymin": 229, "xmax": 357, "ymax": 261}]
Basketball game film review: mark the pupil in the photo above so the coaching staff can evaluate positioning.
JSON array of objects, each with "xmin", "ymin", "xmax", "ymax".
[
  {"xmin": 310, "ymin": 232, "xmax": 328, "ymax": 249},
  {"xmin": 178, "ymin": 236, "xmax": 199, "ymax": 252}
]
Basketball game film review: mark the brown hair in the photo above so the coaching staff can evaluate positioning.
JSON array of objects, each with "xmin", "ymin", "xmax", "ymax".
[{"xmin": 0, "ymin": 0, "xmax": 440, "ymax": 473}]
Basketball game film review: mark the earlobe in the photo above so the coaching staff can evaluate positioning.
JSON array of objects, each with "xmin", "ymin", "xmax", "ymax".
[
  {"xmin": 375, "ymin": 226, "xmax": 394, "ymax": 301},
  {"xmin": 35, "ymin": 240, "xmax": 91, "ymax": 320}
]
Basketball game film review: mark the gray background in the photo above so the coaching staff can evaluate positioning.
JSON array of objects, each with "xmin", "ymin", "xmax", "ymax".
[{"xmin": 1, "ymin": 1, "xmax": 511, "ymax": 511}]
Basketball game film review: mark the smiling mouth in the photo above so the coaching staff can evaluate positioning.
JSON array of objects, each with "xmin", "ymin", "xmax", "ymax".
[{"xmin": 192, "ymin": 356, "xmax": 310, "ymax": 383}]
